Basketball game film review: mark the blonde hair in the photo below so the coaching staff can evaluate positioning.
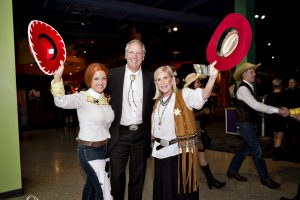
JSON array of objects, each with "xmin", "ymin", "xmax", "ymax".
[{"xmin": 153, "ymin": 65, "xmax": 177, "ymax": 99}]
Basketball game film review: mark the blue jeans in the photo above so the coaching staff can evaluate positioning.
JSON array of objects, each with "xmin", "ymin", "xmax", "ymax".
[
  {"xmin": 77, "ymin": 144, "xmax": 107, "ymax": 200},
  {"xmin": 228, "ymin": 121, "xmax": 269, "ymax": 180}
]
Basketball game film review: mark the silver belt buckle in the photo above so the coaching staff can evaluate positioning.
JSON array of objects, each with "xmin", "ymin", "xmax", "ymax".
[
  {"xmin": 129, "ymin": 124, "xmax": 138, "ymax": 131},
  {"xmin": 160, "ymin": 139, "xmax": 169, "ymax": 147}
]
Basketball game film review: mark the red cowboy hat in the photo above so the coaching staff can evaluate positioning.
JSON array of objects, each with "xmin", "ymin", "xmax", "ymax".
[
  {"xmin": 206, "ymin": 13, "xmax": 252, "ymax": 71},
  {"xmin": 28, "ymin": 20, "xmax": 66, "ymax": 75}
]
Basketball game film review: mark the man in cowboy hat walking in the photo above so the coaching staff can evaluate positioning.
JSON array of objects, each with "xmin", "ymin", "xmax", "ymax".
[{"xmin": 226, "ymin": 62, "xmax": 290, "ymax": 189}]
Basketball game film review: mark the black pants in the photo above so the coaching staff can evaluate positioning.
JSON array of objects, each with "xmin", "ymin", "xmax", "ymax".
[{"xmin": 110, "ymin": 126, "xmax": 146, "ymax": 200}]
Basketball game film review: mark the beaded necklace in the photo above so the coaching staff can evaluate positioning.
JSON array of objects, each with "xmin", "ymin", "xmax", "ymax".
[{"xmin": 157, "ymin": 93, "xmax": 172, "ymax": 129}]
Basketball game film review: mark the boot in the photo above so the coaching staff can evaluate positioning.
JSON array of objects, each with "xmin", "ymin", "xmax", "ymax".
[
  {"xmin": 200, "ymin": 129, "xmax": 211, "ymax": 148},
  {"xmin": 201, "ymin": 165, "xmax": 226, "ymax": 189},
  {"xmin": 280, "ymin": 183, "xmax": 300, "ymax": 200}
]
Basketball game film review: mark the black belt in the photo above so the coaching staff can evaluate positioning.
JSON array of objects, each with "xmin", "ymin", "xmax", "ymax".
[
  {"xmin": 120, "ymin": 123, "xmax": 142, "ymax": 131},
  {"xmin": 155, "ymin": 138, "xmax": 177, "ymax": 150}
]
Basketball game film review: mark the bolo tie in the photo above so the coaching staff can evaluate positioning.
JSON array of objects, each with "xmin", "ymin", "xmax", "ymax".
[{"xmin": 128, "ymin": 74, "xmax": 137, "ymax": 110}]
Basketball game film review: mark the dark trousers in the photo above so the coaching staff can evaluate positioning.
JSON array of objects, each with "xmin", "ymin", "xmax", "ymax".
[
  {"xmin": 228, "ymin": 121, "xmax": 269, "ymax": 180},
  {"xmin": 77, "ymin": 145, "xmax": 107, "ymax": 200},
  {"xmin": 110, "ymin": 126, "xmax": 146, "ymax": 200}
]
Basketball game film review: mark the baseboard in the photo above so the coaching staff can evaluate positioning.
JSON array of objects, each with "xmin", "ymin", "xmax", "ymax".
[{"xmin": 0, "ymin": 188, "xmax": 23, "ymax": 199}]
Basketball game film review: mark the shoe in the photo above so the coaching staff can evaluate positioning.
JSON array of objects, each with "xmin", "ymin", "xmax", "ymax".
[
  {"xmin": 260, "ymin": 178, "xmax": 281, "ymax": 189},
  {"xmin": 202, "ymin": 165, "xmax": 226, "ymax": 189},
  {"xmin": 227, "ymin": 171, "xmax": 247, "ymax": 181},
  {"xmin": 207, "ymin": 176, "xmax": 226, "ymax": 189}
]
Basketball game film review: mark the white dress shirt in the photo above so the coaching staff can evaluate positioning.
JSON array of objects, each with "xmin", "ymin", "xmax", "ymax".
[
  {"xmin": 120, "ymin": 65, "xmax": 143, "ymax": 125},
  {"xmin": 237, "ymin": 80, "xmax": 279, "ymax": 114}
]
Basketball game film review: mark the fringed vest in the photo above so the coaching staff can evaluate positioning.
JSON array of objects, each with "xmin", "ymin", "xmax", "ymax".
[{"xmin": 153, "ymin": 90, "xmax": 199, "ymax": 193}]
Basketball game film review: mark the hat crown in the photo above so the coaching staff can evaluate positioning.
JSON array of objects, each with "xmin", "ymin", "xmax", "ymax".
[
  {"xmin": 184, "ymin": 72, "xmax": 207, "ymax": 88},
  {"xmin": 220, "ymin": 30, "xmax": 239, "ymax": 57},
  {"xmin": 185, "ymin": 73, "xmax": 197, "ymax": 83}
]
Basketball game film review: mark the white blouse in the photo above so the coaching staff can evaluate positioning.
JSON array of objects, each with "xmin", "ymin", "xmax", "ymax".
[
  {"xmin": 53, "ymin": 86, "xmax": 114, "ymax": 142},
  {"xmin": 151, "ymin": 87, "xmax": 206, "ymax": 159}
]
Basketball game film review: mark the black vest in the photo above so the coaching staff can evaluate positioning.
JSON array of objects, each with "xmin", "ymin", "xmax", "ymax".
[{"xmin": 236, "ymin": 81, "xmax": 258, "ymax": 122}]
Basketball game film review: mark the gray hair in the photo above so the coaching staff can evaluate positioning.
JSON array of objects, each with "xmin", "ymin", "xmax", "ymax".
[
  {"xmin": 125, "ymin": 39, "xmax": 146, "ymax": 57},
  {"xmin": 153, "ymin": 65, "xmax": 177, "ymax": 99}
]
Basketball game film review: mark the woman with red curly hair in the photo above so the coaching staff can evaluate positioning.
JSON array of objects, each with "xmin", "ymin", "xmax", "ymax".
[{"xmin": 51, "ymin": 62, "xmax": 114, "ymax": 200}]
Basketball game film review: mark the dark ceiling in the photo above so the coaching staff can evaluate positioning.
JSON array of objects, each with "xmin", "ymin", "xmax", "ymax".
[{"xmin": 12, "ymin": 0, "xmax": 300, "ymax": 78}]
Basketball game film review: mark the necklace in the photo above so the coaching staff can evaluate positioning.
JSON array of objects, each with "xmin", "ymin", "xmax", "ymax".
[
  {"xmin": 160, "ymin": 93, "xmax": 172, "ymax": 106},
  {"xmin": 157, "ymin": 94, "xmax": 172, "ymax": 129}
]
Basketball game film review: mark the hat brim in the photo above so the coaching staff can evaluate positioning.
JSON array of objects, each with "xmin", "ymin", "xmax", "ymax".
[
  {"xmin": 206, "ymin": 13, "xmax": 252, "ymax": 71},
  {"xmin": 184, "ymin": 74, "xmax": 207, "ymax": 88},
  {"xmin": 28, "ymin": 20, "xmax": 66, "ymax": 75}
]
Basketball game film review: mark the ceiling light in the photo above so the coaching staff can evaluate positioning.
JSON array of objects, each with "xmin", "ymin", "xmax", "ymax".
[
  {"xmin": 173, "ymin": 26, "xmax": 178, "ymax": 32},
  {"xmin": 172, "ymin": 51, "xmax": 180, "ymax": 56}
]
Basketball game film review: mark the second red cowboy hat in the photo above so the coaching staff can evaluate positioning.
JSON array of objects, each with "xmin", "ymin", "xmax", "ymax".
[
  {"xmin": 28, "ymin": 20, "xmax": 66, "ymax": 75},
  {"xmin": 206, "ymin": 13, "xmax": 252, "ymax": 71}
]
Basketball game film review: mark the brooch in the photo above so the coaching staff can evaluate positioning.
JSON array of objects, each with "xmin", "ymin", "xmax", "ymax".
[
  {"xmin": 174, "ymin": 108, "xmax": 181, "ymax": 116},
  {"xmin": 87, "ymin": 94, "xmax": 109, "ymax": 105}
]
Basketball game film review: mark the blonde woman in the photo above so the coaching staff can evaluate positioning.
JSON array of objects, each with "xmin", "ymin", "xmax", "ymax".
[{"xmin": 151, "ymin": 61, "xmax": 218, "ymax": 199}]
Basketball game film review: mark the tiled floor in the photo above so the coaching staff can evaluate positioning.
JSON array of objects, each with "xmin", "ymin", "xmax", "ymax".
[{"xmin": 10, "ymin": 125, "xmax": 300, "ymax": 200}]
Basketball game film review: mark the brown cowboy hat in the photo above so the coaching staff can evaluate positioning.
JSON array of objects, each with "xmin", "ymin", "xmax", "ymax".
[
  {"xmin": 184, "ymin": 73, "xmax": 207, "ymax": 88},
  {"xmin": 233, "ymin": 62, "xmax": 261, "ymax": 81}
]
